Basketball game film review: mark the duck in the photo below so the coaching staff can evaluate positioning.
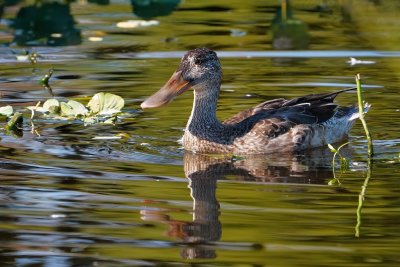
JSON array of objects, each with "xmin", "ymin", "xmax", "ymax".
[{"xmin": 141, "ymin": 47, "xmax": 366, "ymax": 154}]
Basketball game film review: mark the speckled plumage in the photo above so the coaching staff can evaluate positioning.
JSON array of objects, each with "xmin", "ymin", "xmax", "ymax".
[{"xmin": 142, "ymin": 48, "xmax": 366, "ymax": 154}]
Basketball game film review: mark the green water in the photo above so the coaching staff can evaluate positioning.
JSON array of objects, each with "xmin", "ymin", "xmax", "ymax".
[{"xmin": 0, "ymin": 0, "xmax": 400, "ymax": 266}]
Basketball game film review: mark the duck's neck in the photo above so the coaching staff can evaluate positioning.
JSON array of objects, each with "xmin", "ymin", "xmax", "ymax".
[{"xmin": 186, "ymin": 87, "xmax": 223, "ymax": 133}]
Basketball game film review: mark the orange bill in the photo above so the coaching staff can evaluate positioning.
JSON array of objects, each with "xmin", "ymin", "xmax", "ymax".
[{"xmin": 141, "ymin": 71, "xmax": 193, "ymax": 109}]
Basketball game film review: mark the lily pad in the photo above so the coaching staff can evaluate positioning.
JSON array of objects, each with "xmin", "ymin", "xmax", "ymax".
[
  {"xmin": 87, "ymin": 93, "xmax": 124, "ymax": 115},
  {"xmin": 43, "ymin": 99, "xmax": 60, "ymax": 114},
  {"xmin": 67, "ymin": 100, "xmax": 88, "ymax": 116},
  {"xmin": 24, "ymin": 92, "xmax": 125, "ymax": 124},
  {"xmin": 60, "ymin": 100, "xmax": 88, "ymax": 117},
  {"xmin": 0, "ymin": 105, "xmax": 13, "ymax": 117},
  {"xmin": 83, "ymin": 115, "xmax": 116, "ymax": 125},
  {"xmin": 60, "ymin": 102, "xmax": 75, "ymax": 117}
]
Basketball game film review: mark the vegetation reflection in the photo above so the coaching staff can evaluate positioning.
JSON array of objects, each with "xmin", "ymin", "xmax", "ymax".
[
  {"xmin": 131, "ymin": 0, "xmax": 181, "ymax": 19},
  {"xmin": 11, "ymin": 1, "xmax": 81, "ymax": 46}
]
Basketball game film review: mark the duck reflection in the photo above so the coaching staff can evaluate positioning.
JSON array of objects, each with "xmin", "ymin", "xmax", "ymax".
[
  {"xmin": 184, "ymin": 150, "xmax": 337, "ymax": 184},
  {"xmin": 142, "ymin": 148, "xmax": 340, "ymax": 259},
  {"xmin": 180, "ymin": 154, "xmax": 221, "ymax": 259}
]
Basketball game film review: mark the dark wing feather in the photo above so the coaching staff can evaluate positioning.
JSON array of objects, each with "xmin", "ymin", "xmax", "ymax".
[
  {"xmin": 223, "ymin": 98, "xmax": 286, "ymax": 124},
  {"xmin": 224, "ymin": 87, "xmax": 355, "ymax": 125}
]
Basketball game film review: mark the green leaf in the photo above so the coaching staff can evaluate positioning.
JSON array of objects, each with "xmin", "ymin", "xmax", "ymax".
[
  {"xmin": 60, "ymin": 100, "xmax": 88, "ymax": 117},
  {"xmin": 43, "ymin": 99, "xmax": 60, "ymax": 113},
  {"xmin": 67, "ymin": 100, "xmax": 88, "ymax": 116},
  {"xmin": 21, "ymin": 92, "xmax": 126, "ymax": 124},
  {"xmin": 87, "ymin": 93, "xmax": 103, "ymax": 114},
  {"xmin": 48, "ymin": 105, "xmax": 61, "ymax": 114},
  {"xmin": 328, "ymin": 179, "xmax": 337, "ymax": 186},
  {"xmin": 60, "ymin": 102, "xmax": 75, "ymax": 117},
  {"xmin": 87, "ymin": 93, "xmax": 124, "ymax": 115},
  {"xmin": 60, "ymin": 102, "xmax": 73, "ymax": 117},
  {"xmin": 0, "ymin": 105, "xmax": 13, "ymax": 116}
]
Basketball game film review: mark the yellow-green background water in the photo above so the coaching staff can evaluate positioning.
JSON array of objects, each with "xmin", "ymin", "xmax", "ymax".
[{"xmin": 0, "ymin": 0, "xmax": 400, "ymax": 266}]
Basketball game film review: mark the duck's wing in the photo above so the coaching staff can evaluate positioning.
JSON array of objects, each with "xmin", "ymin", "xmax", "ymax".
[
  {"xmin": 224, "ymin": 88, "xmax": 355, "ymax": 125},
  {"xmin": 223, "ymin": 98, "xmax": 286, "ymax": 125}
]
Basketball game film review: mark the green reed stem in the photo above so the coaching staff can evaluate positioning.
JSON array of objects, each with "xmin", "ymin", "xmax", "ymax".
[
  {"xmin": 355, "ymin": 74, "xmax": 374, "ymax": 157},
  {"xmin": 354, "ymin": 74, "xmax": 374, "ymax": 237},
  {"xmin": 40, "ymin": 69, "xmax": 54, "ymax": 97},
  {"xmin": 5, "ymin": 112, "xmax": 23, "ymax": 131}
]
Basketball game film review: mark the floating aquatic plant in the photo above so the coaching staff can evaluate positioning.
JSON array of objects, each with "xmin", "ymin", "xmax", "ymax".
[
  {"xmin": 0, "ymin": 105, "xmax": 23, "ymax": 137},
  {"xmin": 87, "ymin": 92, "xmax": 125, "ymax": 116},
  {"xmin": 28, "ymin": 92, "xmax": 125, "ymax": 124},
  {"xmin": 4, "ymin": 112, "xmax": 23, "ymax": 138},
  {"xmin": 6, "ymin": 112, "xmax": 23, "ymax": 130},
  {"xmin": 0, "ymin": 105, "xmax": 22, "ymax": 137},
  {"xmin": 0, "ymin": 105, "xmax": 14, "ymax": 118},
  {"xmin": 15, "ymin": 50, "xmax": 39, "ymax": 64}
]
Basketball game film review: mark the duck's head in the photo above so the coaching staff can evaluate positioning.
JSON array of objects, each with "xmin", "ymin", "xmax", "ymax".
[{"xmin": 141, "ymin": 47, "xmax": 222, "ymax": 109}]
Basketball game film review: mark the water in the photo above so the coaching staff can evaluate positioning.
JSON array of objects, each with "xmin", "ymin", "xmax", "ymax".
[{"xmin": 1, "ymin": 0, "xmax": 400, "ymax": 266}]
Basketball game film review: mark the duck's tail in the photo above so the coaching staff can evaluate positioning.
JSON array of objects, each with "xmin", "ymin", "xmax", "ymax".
[
  {"xmin": 347, "ymin": 102, "xmax": 371, "ymax": 121},
  {"xmin": 318, "ymin": 102, "xmax": 371, "ymax": 145}
]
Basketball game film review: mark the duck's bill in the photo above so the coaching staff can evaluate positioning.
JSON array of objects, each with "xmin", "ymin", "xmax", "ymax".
[{"xmin": 141, "ymin": 71, "xmax": 193, "ymax": 109}]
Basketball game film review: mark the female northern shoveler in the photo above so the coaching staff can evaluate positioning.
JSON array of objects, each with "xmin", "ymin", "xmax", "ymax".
[{"xmin": 141, "ymin": 48, "xmax": 366, "ymax": 154}]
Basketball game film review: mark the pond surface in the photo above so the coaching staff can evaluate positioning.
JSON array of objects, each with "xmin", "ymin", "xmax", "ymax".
[{"xmin": 1, "ymin": 0, "xmax": 400, "ymax": 266}]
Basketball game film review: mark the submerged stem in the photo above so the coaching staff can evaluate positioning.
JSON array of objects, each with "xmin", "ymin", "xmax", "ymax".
[{"xmin": 329, "ymin": 142, "xmax": 349, "ymax": 185}]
